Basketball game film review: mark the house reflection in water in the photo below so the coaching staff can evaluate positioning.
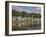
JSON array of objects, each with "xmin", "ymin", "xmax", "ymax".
[{"xmin": 12, "ymin": 16, "xmax": 41, "ymax": 30}]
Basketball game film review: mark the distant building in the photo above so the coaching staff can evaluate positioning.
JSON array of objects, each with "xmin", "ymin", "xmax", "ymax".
[{"xmin": 12, "ymin": 16, "xmax": 41, "ymax": 28}]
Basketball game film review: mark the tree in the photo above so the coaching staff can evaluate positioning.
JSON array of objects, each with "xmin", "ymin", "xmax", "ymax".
[{"xmin": 22, "ymin": 11, "xmax": 27, "ymax": 18}]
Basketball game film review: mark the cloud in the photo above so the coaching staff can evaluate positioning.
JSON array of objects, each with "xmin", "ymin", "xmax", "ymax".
[{"xmin": 12, "ymin": 6, "xmax": 41, "ymax": 13}]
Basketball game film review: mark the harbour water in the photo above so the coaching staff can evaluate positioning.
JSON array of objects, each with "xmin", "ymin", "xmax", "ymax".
[{"xmin": 12, "ymin": 17, "xmax": 41, "ymax": 31}]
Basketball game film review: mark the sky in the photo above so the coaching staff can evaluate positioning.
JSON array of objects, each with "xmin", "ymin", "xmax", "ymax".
[{"xmin": 12, "ymin": 5, "xmax": 41, "ymax": 13}]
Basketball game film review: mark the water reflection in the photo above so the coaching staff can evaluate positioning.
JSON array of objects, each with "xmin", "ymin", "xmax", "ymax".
[{"xmin": 12, "ymin": 17, "xmax": 41, "ymax": 31}]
